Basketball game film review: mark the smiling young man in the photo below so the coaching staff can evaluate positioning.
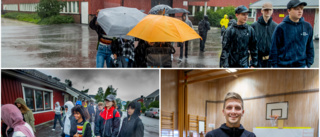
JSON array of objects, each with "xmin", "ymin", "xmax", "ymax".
[
  {"xmin": 269, "ymin": 0, "xmax": 314, "ymax": 68},
  {"xmin": 220, "ymin": 5, "xmax": 258, "ymax": 68},
  {"xmin": 205, "ymin": 92, "xmax": 256, "ymax": 137}
]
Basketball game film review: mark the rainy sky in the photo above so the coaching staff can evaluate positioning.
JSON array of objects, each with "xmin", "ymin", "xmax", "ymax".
[{"xmin": 38, "ymin": 69, "xmax": 159, "ymax": 101}]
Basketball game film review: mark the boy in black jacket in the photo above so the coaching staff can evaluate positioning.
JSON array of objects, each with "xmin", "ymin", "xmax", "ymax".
[{"xmin": 205, "ymin": 92, "xmax": 256, "ymax": 137}]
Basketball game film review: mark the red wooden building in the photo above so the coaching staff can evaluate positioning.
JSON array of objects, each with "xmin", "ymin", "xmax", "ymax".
[
  {"xmin": 250, "ymin": 0, "xmax": 319, "ymax": 38},
  {"xmin": 2, "ymin": 0, "xmax": 189, "ymax": 24},
  {"xmin": 1, "ymin": 70, "xmax": 92, "ymax": 126}
]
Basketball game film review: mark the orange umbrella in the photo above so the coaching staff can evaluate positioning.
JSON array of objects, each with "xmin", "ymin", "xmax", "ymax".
[{"xmin": 127, "ymin": 15, "xmax": 201, "ymax": 42}]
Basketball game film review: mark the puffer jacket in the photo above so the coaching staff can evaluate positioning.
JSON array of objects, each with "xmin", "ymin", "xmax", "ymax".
[
  {"xmin": 95, "ymin": 106, "xmax": 120, "ymax": 137},
  {"xmin": 205, "ymin": 123, "xmax": 256, "ymax": 137},
  {"xmin": 220, "ymin": 22, "xmax": 258, "ymax": 68},
  {"xmin": 14, "ymin": 98, "xmax": 36, "ymax": 132},
  {"xmin": 251, "ymin": 16, "xmax": 277, "ymax": 57},
  {"xmin": 269, "ymin": 15, "xmax": 314, "ymax": 68},
  {"xmin": 118, "ymin": 102, "xmax": 144, "ymax": 137}
]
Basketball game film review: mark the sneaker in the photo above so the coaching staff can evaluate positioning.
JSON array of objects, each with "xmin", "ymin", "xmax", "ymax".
[
  {"xmin": 178, "ymin": 58, "xmax": 182, "ymax": 61},
  {"xmin": 52, "ymin": 129, "xmax": 55, "ymax": 131},
  {"xmin": 61, "ymin": 127, "xmax": 63, "ymax": 130}
]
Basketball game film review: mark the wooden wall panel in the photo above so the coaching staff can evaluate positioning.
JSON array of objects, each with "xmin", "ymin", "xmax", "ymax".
[
  {"xmin": 206, "ymin": 70, "xmax": 319, "ymax": 137},
  {"xmin": 161, "ymin": 70, "xmax": 179, "ymax": 129}
]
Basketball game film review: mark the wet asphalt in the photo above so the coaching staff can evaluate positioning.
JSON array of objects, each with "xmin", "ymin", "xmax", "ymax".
[{"xmin": 1, "ymin": 18, "xmax": 319, "ymax": 68}]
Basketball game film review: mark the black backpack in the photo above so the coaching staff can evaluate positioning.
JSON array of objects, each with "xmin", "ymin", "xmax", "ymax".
[{"xmin": 198, "ymin": 20, "xmax": 205, "ymax": 33}]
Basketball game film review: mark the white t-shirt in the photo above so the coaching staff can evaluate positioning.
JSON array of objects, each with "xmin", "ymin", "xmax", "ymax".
[{"xmin": 12, "ymin": 123, "xmax": 34, "ymax": 137}]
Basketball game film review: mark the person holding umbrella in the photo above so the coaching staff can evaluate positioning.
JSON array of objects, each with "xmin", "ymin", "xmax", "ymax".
[
  {"xmin": 89, "ymin": 9, "xmax": 115, "ymax": 68},
  {"xmin": 178, "ymin": 13, "xmax": 193, "ymax": 61}
]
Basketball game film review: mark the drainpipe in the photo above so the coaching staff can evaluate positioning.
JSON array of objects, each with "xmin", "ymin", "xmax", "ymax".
[{"xmin": 204, "ymin": 2, "xmax": 207, "ymax": 15}]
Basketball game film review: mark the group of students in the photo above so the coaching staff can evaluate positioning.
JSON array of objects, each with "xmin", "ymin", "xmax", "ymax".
[
  {"xmin": 1, "ymin": 95, "xmax": 144, "ymax": 137},
  {"xmin": 217, "ymin": 0, "xmax": 314, "ymax": 68}
]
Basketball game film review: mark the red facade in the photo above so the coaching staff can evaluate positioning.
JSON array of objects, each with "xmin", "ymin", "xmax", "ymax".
[
  {"xmin": 1, "ymin": 73, "xmax": 65, "ymax": 125},
  {"xmin": 256, "ymin": 9, "xmax": 315, "ymax": 28},
  {"xmin": 189, "ymin": 0, "xmax": 258, "ymax": 8}
]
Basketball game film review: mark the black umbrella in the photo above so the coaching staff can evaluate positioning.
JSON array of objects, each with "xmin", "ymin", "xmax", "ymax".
[
  {"xmin": 166, "ymin": 8, "xmax": 190, "ymax": 14},
  {"xmin": 148, "ymin": 4, "xmax": 172, "ymax": 15}
]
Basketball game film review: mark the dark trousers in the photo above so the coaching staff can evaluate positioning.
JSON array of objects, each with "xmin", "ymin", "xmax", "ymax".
[
  {"xmin": 179, "ymin": 41, "xmax": 189, "ymax": 59},
  {"xmin": 200, "ymin": 33, "xmax": 207, "ymax": 51},
  {"xmin": 258, "ymin": 57, "xmax": 271, "ymax": 68},
  {"xmin": 53, "ymin": 114, "xmax": 63, "ymax": 129}
]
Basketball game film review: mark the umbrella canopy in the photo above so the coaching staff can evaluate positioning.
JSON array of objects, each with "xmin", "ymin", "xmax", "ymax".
[
  {"xmin": 97, "ymin": 6, "xmax": 146, "ymax": 39},
  {"xmin": 127, "ymin": 15, "xmax": 201, "ymax": 42},
  {"xmin": 148, "ymin": 4, "xmax": 172, "ymax": 15},
  {"xmin": 166, "ymin": 8, "xmax": 190, "ymax": 14}
]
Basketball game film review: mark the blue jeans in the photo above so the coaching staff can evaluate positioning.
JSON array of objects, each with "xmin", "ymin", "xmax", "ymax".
[
  {"xmin": 96, "ymin": 44, "xmax": 112, "ymax": 68},
  {"xmin": 53, "ymin": 114, "xmax": 63, "ymax": 129}
]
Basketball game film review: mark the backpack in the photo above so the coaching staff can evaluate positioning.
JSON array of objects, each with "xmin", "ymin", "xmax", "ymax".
[
  {"xmin": 198, "ymin": 20, "xmax": 205, "ymax": 33},
  {"xmin": 82, "ymin": 121, "xmax": 95, "ymax": 137}
]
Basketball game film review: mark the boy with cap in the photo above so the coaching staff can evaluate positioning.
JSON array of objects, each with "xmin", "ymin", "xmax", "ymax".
[
  {"xmin": 251, "ymin": 2, "xmax": 277, "ymax": 68},
  {"xmin": 269, "ymin": 0, "xmax": 314, "ymax": 68},
  {"xmin": 220, "ymin": 5, "xmax": 258, "ymax": 68},
  {"xmin": 205, "ymin": 92, "xmax": 256, "ymax": 137}
]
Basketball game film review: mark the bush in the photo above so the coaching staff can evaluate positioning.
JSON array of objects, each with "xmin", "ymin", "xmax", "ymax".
[
  {"xmin": 207, "ymin": 6, "xmax": 236, "ymax": 27},
  {"xmin": 148, "ymin": 101, "xmax": 159, "ymax": 109},
  {"xmin": 140, "ymin": 102, "xmax": 147, "ymax": 113},
  {"xmin": 194, "ymin": 11, "xmax": 204, "ymax": 25},
  {"xmin": 38, "ymin": 15, "xmax": 74, "ymax": 24},
  {"xmin": 3, "ymin": 12, "xmax": 41, "ymax": 23},
  {"xmin": 36, "ymin": 0, "xmax": 66, "ymax": 19},
  {"xmin": 3, "ymin": 12, "xmax": 74, "ymax": 25}
]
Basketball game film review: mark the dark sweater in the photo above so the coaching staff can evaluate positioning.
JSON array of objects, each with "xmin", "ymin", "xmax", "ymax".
[{"xmin": 205, "ymin": 124, "xmax": 256, "ymax": 137}]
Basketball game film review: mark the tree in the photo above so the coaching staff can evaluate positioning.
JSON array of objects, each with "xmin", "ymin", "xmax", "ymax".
[
  {"xmin": 80, "ymin": 89, "xmax": 89, "ymax": 94},
  {"xmin": 36, "ymin": 0, "xmax": 66, "ymax": 19},
  {"xmin": 148, "ymin": 101, "xmax": 159, "ymax": 109},
  {"xmin": 65, "ymin": 79, "xmax": 72, "ymax": 87},
  {"xmin": 104, "ymin": 85, "xmax": 117, "ymax": 99},
  {"xmin": 124, "ymin": 101, "xmax": 131, "ymax": 110},
  {"xmin": 140, "ymin": 102, "xmax": 147, "ymax": 113},
  {"xmin": 94, "ymin": 87, "xmax": 104, "ymax": 103}
]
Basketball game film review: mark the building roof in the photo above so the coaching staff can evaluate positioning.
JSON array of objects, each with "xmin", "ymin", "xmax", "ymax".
[
  {"xmin": 250, "ymin": 0, "xmax": 319, "ymax": 9},
  {"xmin": 146, "ymin": 89, "xmax": 159, "ymax": 98},
  {"xmin": 5, "ymin": 70, "xmax": 92, "ymax": 100}
]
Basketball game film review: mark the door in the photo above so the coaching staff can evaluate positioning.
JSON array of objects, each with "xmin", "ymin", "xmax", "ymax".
[{"xmin": 81, "ymin": 2, "xmax": 88, "ymax": 24}]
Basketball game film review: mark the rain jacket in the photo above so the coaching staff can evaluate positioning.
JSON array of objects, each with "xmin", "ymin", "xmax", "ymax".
[
  {"xmin": 198, "ymin": 16, "xmax": 211, "ymax": 35},
  {"xmin": 95, "ymin": 106, "xmax": 120, "ymax": 137},
  {"xmin": 269, "ymin": 16, "xmax": 314, "ymax": 68},
  {"xmin": 205, "ymin": 123, "xmax": 256, "ymax": 137},
  {"xmin": 118, "ymin": 102, "xmax": 144, "ymax": 137},
  {"xmin": 88, "ymin": 104, "xmax": 95, "ymax": 116},
  {"xmin": 55, "ymin": 102, "xmax": 61, "ymax": 115},
  {"xmin": 228, "ymin": 19, "xmax": 237, "ymax": 28},
  {"xmin": 251, "ymin": 16, "xmax": 278, "ymax": 57},
  {"xmin": 182, "ymin": 13, "xmax": 193, "ymax": 28},
  {"xmin": 220, "ymin": 15, "xmax": 229, "ymax": 28},
  {"xmin": 220, "ymin": 22, "xmax": 258, "ymax": 68},
  {"xmin": 14, "ymin": 98, "xmax": 36, "ymax": 132},
  {"xmin": 61, "ymin": 101, "xmax": 75, "ymax": 137}
]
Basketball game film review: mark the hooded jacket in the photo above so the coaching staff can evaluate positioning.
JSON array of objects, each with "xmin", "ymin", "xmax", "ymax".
[
  {"xmin": 55, "ymin": 102, "xmax": 61, "ymax": 115},
  {"xmin": 198, "ymin": 16, "xmax": 211, "ymax": 35},
  {"xmin": 220, "ymin": 22, "xmax": 258, "ymax": 68},
  {"xmin": 182, "ymin": 13, "xmax": 193, "ymax": 29},
  {"xmin": 269, "ymin": 16, "xmax": 314, "ymax": 68},
  {"xmin": 61, "ymin": 101, "xmax": 75, "ymax": 137},
  {"xmin": 95, "ymin": 106, "xmax": 120, "ymax": 137},
  {"xmin": 220, "ymin": 15, "xmax": 229, "ymax": 28},
  {"xmin": 251, "ymin": 16, "xmax": 278, "ymax": 57},
  {"xmin": 1, "ymin": 104, "xmax": 35, "ymax": 137},
  {"xmin": 14, "ymin": 98, "xmax": 36, "ymax": 132},
  {"xmin": 205, "ymin": 123, "xmax": 256, "ymax": 137},
  {"xmin": 118, "ymin": 102, "xmax": 144, "ymax": 137},
  {"xmin": 88, "ymin": 104, "xmax": 95, "ymax": 115}
]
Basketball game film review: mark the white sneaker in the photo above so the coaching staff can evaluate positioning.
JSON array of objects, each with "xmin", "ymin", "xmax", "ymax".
[
  {"xmin": 52, "ymin": 129, "xmax": 55, "ymax": 131},
  {"xmin": 61, "ymin": 127, "xmax": 63, "ymax": 130}
]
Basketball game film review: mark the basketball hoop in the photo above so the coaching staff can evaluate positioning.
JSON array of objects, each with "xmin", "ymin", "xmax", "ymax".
[{"xmin": 270, "ymin": 115, "xmax": 279, "ymax": 127}]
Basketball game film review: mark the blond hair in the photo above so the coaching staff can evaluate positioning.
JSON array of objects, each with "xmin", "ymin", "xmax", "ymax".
[
  {"xmin": 223, "ymin": 92, "xmax": 244, "ymax": 109},
  {"xmin": 98, "ymin": 102, "xmax": 104, "ymax": 107}
]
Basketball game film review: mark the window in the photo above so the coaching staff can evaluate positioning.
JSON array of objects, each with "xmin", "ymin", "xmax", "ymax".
[
  {"xmin": 22, "ymin": 84, "xmax": 53, "ymax": 112},
  {"xmin": 60, "ymin": 1, "xmax": 79, "ymax": 14}
]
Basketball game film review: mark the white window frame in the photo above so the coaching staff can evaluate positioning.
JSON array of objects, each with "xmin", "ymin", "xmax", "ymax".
[{"xmin": 22, "ymin": 83, "xmax": 54, "ymax": 114}]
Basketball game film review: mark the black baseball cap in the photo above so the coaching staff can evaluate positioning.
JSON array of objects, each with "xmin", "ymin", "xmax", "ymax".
[
  {"xmin": 287, "ymin": 0, "xmax": 307, "ymax": 9},
  {"xmin": 235, "ymin": 5, "xmax": 251, "ymax": 14}
]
